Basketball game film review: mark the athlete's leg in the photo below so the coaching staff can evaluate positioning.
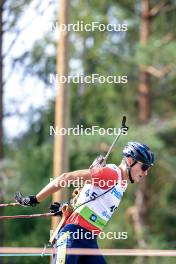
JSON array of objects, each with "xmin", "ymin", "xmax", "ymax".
[
  {"xmin": 80, "ymin": 255, "xmax": 107, "ymax": 264},
  {"xmin": 52, "ymin": 224, "xmax": 106, "ymax": 264},
  {"xmin": 52, "ymin": 227, "xmax": 81, "ymax": 264}
]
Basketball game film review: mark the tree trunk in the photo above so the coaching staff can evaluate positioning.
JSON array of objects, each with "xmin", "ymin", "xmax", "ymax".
[
  {"xmin": 135, "ymin": 0, "xmax": 151, "ymax": 253},
  {"xmin": 138, "ymin": 0, "xmax": 151, "ymax": 123},
  {"xmin": 52, "ymin": 0, "xmax": 70, "ymax": 233},
  {"xmin": 0, "ymin": 1, "xmax": 5, "ymax": 263}
]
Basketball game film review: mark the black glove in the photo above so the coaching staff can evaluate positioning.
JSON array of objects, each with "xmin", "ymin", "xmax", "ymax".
[
  {"xmin": 49, "ymin": 202, "xmax": 64, "ymax": 216},
  {"xmin": 15, "ymin": 192, "xmax": 39, "ymax": 207}
]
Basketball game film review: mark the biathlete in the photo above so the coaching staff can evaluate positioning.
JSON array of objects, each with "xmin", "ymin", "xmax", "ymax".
[{"xmin": 15, "ymin": 141, "xmax": 155, "ymax": 264}]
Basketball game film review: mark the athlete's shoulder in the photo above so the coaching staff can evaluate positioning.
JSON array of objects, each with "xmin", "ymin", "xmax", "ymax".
[
  {"xmin": 106, "ymin": 164, "xmax": 119, "ymax": 171},
  {"xmin": 90, "ymin": 164, "xmax": 120, "ymax": 190}
]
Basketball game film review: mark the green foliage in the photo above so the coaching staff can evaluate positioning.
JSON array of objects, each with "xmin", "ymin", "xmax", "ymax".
[
  {"xmin": 3, "ymin": 1, "xmax": 176, "ymax": 264},
  {"xmin": 3, "ymin": 103, "xmax": 54, "ymax": 264}
]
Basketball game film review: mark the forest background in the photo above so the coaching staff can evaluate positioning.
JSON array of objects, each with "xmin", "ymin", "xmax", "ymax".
[{"xmin": 0, "ymin": 0, "xmax": 176, "ymax": 264}]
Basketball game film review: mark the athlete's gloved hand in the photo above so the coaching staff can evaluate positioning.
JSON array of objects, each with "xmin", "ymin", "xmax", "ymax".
[
  {"xmin": 49, "ymin": 202, "xmax": 64, "ymax": 216},
  {"xmin": 15, "ymin": 192, "xmax": 39, "ymax": 207},
  {"xmin": 90, "ymin": 155, "xmax": 106, "ymax": 169}
]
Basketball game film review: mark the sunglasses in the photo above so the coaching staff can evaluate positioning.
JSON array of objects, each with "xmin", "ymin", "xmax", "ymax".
[{"xmin": 140, "ymin": 163, "xmax": 151, "ymax": 172}]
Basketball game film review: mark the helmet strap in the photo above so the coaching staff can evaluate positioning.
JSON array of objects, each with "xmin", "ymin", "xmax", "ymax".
[{"xmin": 125, "ymin": 159, "xmax": 137, "ymax": 184}]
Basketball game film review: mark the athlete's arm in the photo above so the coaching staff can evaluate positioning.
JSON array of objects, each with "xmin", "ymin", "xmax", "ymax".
[
  {"xmin": 36, "ymin": 169, "xmax": 91, "ymax": 202},
  {"xmin": 15, "ymin": 169, "xmax": 91, "ymax": 206}
]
